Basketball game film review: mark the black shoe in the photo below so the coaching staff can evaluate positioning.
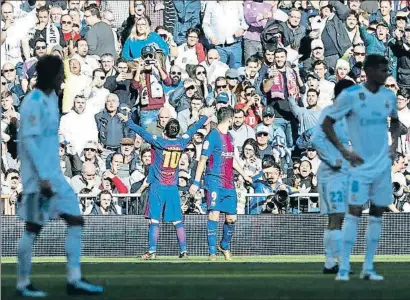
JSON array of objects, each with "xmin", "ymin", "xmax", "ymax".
[
  {"xmin": 67, "ymin": 277, "xmax": 103, "ymax": 295},
  {"xmin": 17, "ymin": 283, "xmax": 48, "ymax": 297},
  {"xmin": 323, "ymin": 265, "xmax": 339, "ymax": 274},
  {"xmin": 179, "ymin": 252, "xmax": 188, "ymax": 259}
]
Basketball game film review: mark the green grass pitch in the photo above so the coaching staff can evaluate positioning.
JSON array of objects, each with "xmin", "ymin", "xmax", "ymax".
[{"xmin": 2, "ymin": 256, "xmax": 410, "ymax": 300}]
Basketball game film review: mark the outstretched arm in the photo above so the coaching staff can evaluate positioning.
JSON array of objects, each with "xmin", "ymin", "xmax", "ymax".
[
  {"xmin": 119, "ymin": 115, "xmax": 161, "ymax": 148},
  {"xmin": 181, "ymin": 116, "xmax": 208, "ymax": 147}
]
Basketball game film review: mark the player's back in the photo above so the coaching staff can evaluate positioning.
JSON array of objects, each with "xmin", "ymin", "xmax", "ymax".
[
  {"xmin": 18, "ymin": 89, "xmax": 61, "ymax": 193},
  {"xmin": 202, "ymin": 128, "xmax": 235, "ymax": 190},
  {"xmin": 147, "ymin": 136, "xmax": 187, "ymax": 186},
  {"xmin": 312, "ymin": 107, "xmax": 350, "ymax": 180},
  {"xmin": 332, "ymin": 84, "xmax": 397, "ymax": 175}
]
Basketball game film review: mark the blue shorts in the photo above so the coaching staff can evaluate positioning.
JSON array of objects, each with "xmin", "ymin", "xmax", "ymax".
[
  {"xmin": 206, "ymin": 186, "xmax": 237, "ymax": 215},
  {"xmin": 318, "ymin": 174, "xmax": 348, "ymax": 215},
  {"xmin": 145, "ymin": 184, "xmax": 182, "ymax": 222}
]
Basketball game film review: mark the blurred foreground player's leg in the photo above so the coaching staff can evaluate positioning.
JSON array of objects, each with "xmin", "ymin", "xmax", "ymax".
[
  {"xmin": 311, "ymin": 79, "xmax": 355, "ymax": 274},
  {"xmin": 16, "ymin": 55, "xmax": 103, "ymax": 297},
  {"xmin": 321, "ymin": 55, "xmax": 401, "ymax": 281},
  {"xmin": 189, "ymin": 107, "xmax": 252, "ymax": 261}
]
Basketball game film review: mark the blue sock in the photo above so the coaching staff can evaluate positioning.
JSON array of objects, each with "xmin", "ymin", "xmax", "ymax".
[
  {"xmin": 148, "ymin": 223, "xmax": 159, "ymax": 253},
  {"xmin": 175, "ymin": 222, "xmax": 187, "ymax": 253},
  {"xmin": 66, "ymin": 226, "xmax": 82, "ymax": 284},
  {"xmin": 363, "ymin": 216, "xmax": 382, "ymax": 271},
  {"xmin": 340, "ymin": 214, "xmax": 360, "ymax": 272},
  {"xmin": 207, "ymin": 220, "xmax": 218, "ymax": 255},
  {"xmin": 220, "ymin": 222, "xmax": 235, "ymax": 251}
]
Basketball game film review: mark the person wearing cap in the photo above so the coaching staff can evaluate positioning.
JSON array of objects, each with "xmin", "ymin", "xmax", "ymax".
[
  {"xmin": 395, "ymin": 11, "xmax": 409, "ymax": 32},
  {"xmin": 208, "ymin": 76, "xmax": 236, "ymax": 107},
  {"xmin": 359, "ymin": 19, "xmax": 397, "ymax": 78},
  {"xmin": 169, "ymin": 78, "xmax": 198, "ymax": 114},
  {"xmin": 70, "ymin": 161, "xmax": 102, "ymax": 195},
  {"xmin": 60, "ymin": 95, "xmax": 99, "ymax": 155},
  {"xmin": 318, "ymin": 0, "xmax": 352, "ymax": 72},
  {"xmin": 225, "ymin": 68, "xmax": 240, "ymax": 92},
  {"xmin": 255, "ymin": 124, "xmax": 275, "ymax": 159},
  {"xmin": 79, "ymin": 141, "xmax": 105, "ymax": 175},
  {"xmin": 215, "ymin": 91, "xmax": 231, "ymax": 111},
  {"xmin": 254, "ymin": 105, "xmax": 286, "ymax": 147},
  {"xmin": 122, "ymin": 16, "xmax": 169, "ymax": 61},
  {"xmin": 229, "ymin": 108, "xmax": 256, "ymax": 155},
  {"xmin": 302, "ymin": 38, "xmax": 325, "ymax": 74}
]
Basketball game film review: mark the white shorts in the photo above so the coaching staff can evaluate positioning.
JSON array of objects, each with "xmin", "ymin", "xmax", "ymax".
[
  {"xmin": 348, "ymin": 170, "xmax": 393, "ymax": 207},
  {"xmin": 318, "ymin": 174, "xmax": 348, "ymax": 215},
  {"xmin": 18, "ymin": 189, "xmax": 81, "ymax": 226}
]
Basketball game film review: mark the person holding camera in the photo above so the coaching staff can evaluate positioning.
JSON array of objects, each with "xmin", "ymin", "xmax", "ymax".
[
  {"xmin": 250, "ymin": 155, "xmax": 293, "ymax": 214},
  {"xmin": 131, "ymin": 45, "xmax": 172, "ymax": 129},
  {"xmin": 234, "ymin": 85, "xmax": 263, "ymax": 128}
]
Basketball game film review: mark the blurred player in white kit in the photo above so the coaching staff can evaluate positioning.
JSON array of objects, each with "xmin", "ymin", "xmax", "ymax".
[
  {"xmin": 321, "ymin": 54, "xmax": 403, "ymax": 281},
  {"xmin": 16, "ymin": 55, "xmax": 103, "ymax": 297}
]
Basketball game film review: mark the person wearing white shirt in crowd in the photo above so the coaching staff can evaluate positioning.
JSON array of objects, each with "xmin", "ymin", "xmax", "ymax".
[
  {"xmin": 83, "ymin": 68, "xmax": 110, "ymax": 115},
  {"xmin": 175, "ymin": 28, "xmax": 202, "ymax": 79},
  {"xmin": 301, "ymin": 147, "xmax": 321, "ymax": 175},
  {"xmin": 200, "ymin": 49, "xmax": 229, "ymax": 86},
  {"xmin": 202, "ymin": 0, "xmax": 248, "ymax": 68},
  {"xmin": 70, "ymin": 161, "xmax": 102, "ymax": 195},
  {"xmin": 229, "ymin": 108, "xmax": 256, "ymax": 158},
  {"xmin": 60, "ymin": 95, "xmax": 99, "ymax": 155},
  {"xmin": 313, "ymin": 60, "xmax": 334, "ymax": 108},
  {"xmin": 72, "ymin": 39, "xmax": 100, "ymax": 79}
]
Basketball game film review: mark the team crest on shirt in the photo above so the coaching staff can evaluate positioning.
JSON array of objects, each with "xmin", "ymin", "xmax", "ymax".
[
  {"xmin": 385, "ymin": 101, "xmax": 390, "ymax": 109},
  {"xmin": 29, "ymin": 115, "xmax": 37, "ymax": 125},
  {"xmin": 359, "ymin": 93, "xmax": 365, "ymax": 101},
  {"xmin": 203, "ymin": 141, "xmax": 209, "ymax": 150},
  {"xmin": 351, "ymin": 194, "xmax": 357, "ymax": 202}
]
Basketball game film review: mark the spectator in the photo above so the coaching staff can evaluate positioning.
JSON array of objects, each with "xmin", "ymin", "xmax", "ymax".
[
  {"xmin": 199, "ymin": 49, "xmax": 229, "ymax": 86},
  {"xmin": 30, "ymin": 6, "xmax": 65, "ymax": 51},
  {"xmin": 329, "ymin": 58, "xmax": 355, "ymax": 84},
  {"xmin": 130, "ymin": 148, "xmax": 152, "ymax": 185},
  {"xmin": 70, "ymin": 161, "xmax": 102, "ymax": 194},
  {"xmin": 83, "ymin": 68, "xmax": 110, "ymax": 114},
  {"xmin": 370, "ymin": 0, "xmax": 396, "ymax": 27},
  {"xmin": 100, "ymin": 0, "xmax": 129, "ymax": 29},
  {"xmin": 60, "ymin": 13, "xmax": 81, "ymax": 43},
  {"xmin": 202, "ymin": 1, "xmax": 248, "ymax": 68},
  {"xmin": 395, "ymin": 11, "xmax": 408, "ymax": 32},
  {"xmin": 397, "ymin": 89, "xmax": 410, "ymax": 157},
  {"xmin": 100, "ymin": 53, "xmax": 118, "ymax": 77},
  {"xmin": 50, "ymin": 5, "xmax": 63, "ymax": 28},
  {"xmin": 169, "ymin": 78, "xmax": 198, "ymax": 114},
  {"xmin": 146, "ymin": 106, "xmax": 172, "ymax": 137},
  {"xmin": 163, "ymin": 65, "xmax": 183, "ymax": 98},
  {"xmin": 312, "ymin": 60, "xmax": 335, "ymax": 106},
  {"xmin": 173, "ymin": 0, "xmax": 201, "ymax": 46},
  {"xmin": 174, "ymin": 28, "xmax": 206, "ymax": 77},
  {"xmin": 303, "ymin": 39, "xmax": 326, "ymax": 75},
  {"xmin": 122, "ymin": 16, "xmax": 169, "ymax": 61},
  {"xmin": 80, "ymin": 141, "xmax": 106, "ymax": 177},
  {"xmin": 390, "ymin": 24, "xmax": 410, "ymax": 89},
  {"xmin": 345, "ymin": 10, "xmax": 362, "ymax": 45},
  {"xmin": 177, "ymin": 92, "xmax": 204, "ymax": 134},
  {"xmin": 255, "ymin": 125, "xmax": 275, "ymax": 160},
  {"xmin": 319, "ymin": 1, "xmax": 351, "ymax": 71},
  {"xmin": 95, "ymin": 93, "xmax": 136, "ymax": 152},
  {"xmin": 21, "ymin": 38, "xmax": 47, "ymax": 80},
  {"xmin": 254, "ymin": 106, "xmax": 286, "ymax": 147},
  {"xmin": 207, "ymin": 76, "xmax": 236, "ymax": 107},
  {"xmin": 101, "ymin": 10, "xmax": 121, "ymax": 55},
  {"xmin": 243, "ymin": 0, "xmax": 273, "ymax": 61},
  {"xmin": 238, "ymin": 138, "xmax": 262, "ymax": 178},
  {"xmin": 2, "ymin": 62, "xmax": 24, "ymax": 104},
  {"xmin": 72, "ymin": 39, "xmax": 100, "ymax": 78},
  {"xmin": 239, "ymin": 56, "xmax": 262, "ymax": 89},
  {"xmin": 193, "ymin": 64, "xmax": 212, "ymax": 99},
  {"xmin": 230, "ymin": 108, "xmax": 256, "ymax": 155},
  {"xmin": 301, "ymin": 147, "xmax": 321, "ymax": 175},
  {"xmin": 84, "ymin": 4, "xmax": 117, "ymax": 58},
  {"xmin": 385, "ymin": 75, "xmax": 400, "ymax": 95},
  {"xmin": 89, "ymin": 190, "xmax": 121, "ymax": 215},
  {"xmin": 225, "ymin": 68, "xmax": 240, "ymax": 95},
  {"xmin": 347, "ymin": 44, "xmax": 366, "ymax": 79},
  {"xmin": 280, "ymin": 8, "xmax": 306, "ymax": 50},
  {"xmin": 104, "ymin": 59, "xmax": 137, "ymax": 109},
  {"xmin": 235, "ymin": 85, "xmax": 263, "ymax": 128},
  {"xmin": 119, "ymin": 1, "xmax": 149, "ymax": 45},
  {"xmin": 131, "ymin": 45, "xmax": 172, "ymax": 128}
]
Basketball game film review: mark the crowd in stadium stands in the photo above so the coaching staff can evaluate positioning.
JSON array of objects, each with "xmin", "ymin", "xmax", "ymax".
[{"xmin": 1, "ymin": 0, "xmax": 410, "ymax": 216}]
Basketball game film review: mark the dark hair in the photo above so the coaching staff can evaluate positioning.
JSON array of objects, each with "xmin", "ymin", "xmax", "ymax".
[
  {"xmin": 363, "ymin": 54, "xmax": 388, "ymax": 71},
  {"xmin": 116, "ymin": 58, "xmax": 128, "ymax": 65},
  {"xmin": 92, "ymin": 68, "xmax": 105, "ymax": 77},
  {"xmin": 262, "ymin": 155, "xmax": 280, "ymax": 171},
  {"xmin": 234, "ymin": 108, "xmax": 245, "ymax": 116},
  {"xmin": 98, "ymin": 189, "xmax": 112, "ymax": 200},
  {"xmin": 154, "ymin": 25, "xmax": 166, "ymax": 32},
  {"xmin": 35, "ymin": 55, "xmax": 64, "ymax": 92},
  {"xmin": 164, "ymin": 118, "xmax": 180, "ymax": 138},
  {"xmin": 5, "ymin": 168, "xmax": 19, "ymax": 177},
  {"xmin": 84, "ymin": 4, "xmax": 101, "ymax": 19},
  {"xmin": 334, "ymin": 79, "xmax": 355, "ymax": 98},
  {"xmin": 186, "ymin": 27, "xmax": 200, "ymax": 38},
  {"xmin": 74, "ymin": 38, "xmax": 87, "ymax": 48},
  {"xmin": 34, "ymin": 38, "xmax": 47, "ymax": 46},
  {"xmin": 217, "ymin": 106, "xmax": 234, "ymax": 123},
  {"xmin": 348, "ymin": 10, "xmax": 360, "ymax": 21},
  {"xmin": 240, "ymin": 138, "xmax": 259, "ymax": 160},
  {"xmin": 274, "ymin": 48, "xmax": 287, "ymax": 56},
  {"xmin": 214, "ymin": 76, "xmax": 226, "ymax": 86},
  {"xmin": 398, "ymin": 89, "xmax": 410, "ymax": 99},
  {"xmin": 313, "ymin": 60, "xmax": 328, "ymax": 69},
  {"xmin": 307, "ymin": 88, "xmax": 319, "ymax": 96},
  {"xmin": 141, "ymin": 147, "xmax": 151, "ymax": 160},
  {"xmin": 37, "ymin": 5, "xmax": 49, "ymax": 14},
  {"xmin": 246, "ymin": 55, "xmax": 260, "ymax": 66},
  {"xmin": 194, "ymin": 65, "xmax": 207, "ymax": 75},
  {"xmin": 101, "ymin": 53, "xmax": 114, "ymax": 59},
  {"xmin": 393, "ymin": 152, "xmax": 405, "ymax": 163}
]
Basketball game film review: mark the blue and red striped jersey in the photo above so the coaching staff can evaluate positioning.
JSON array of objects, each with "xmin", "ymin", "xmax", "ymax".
[
  {"xmin": 125, "ymin": 117, "xmax": 207, "ymax": 186},
  {"xmin": 201, "ymin": 128, "xmax": 235, "ymax": 190}
]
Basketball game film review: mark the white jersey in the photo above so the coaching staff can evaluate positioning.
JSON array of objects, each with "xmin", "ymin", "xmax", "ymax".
[
  {"xmin": 18, "ymin": 89, "xmax": 71, "ymax": 194},
  {"xmin": 326, "ymin": 84, "xmax": 398, "ymax": 179},
  {"xmin": 312, "ymin": 106, "xmax": 350, "ymax": 181}
]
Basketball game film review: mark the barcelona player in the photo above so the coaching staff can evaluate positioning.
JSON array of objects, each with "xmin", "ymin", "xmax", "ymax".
[
  {"xmin": 189, "ymin": 107, "xmax": 252, "ymax": 261},
  {"xmin": 118, "ymin": 109, "xmax": 214, "ymax": 258}
]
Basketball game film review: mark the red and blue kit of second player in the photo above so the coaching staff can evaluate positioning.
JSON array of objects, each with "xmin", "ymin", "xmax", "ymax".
[
  {"xmin": 126, "ymin": 117, "xmax": 207, "ymax": 222},
  {"xmin": 201, "ymin": 129, "xmax": 237, "ymax": 214}
]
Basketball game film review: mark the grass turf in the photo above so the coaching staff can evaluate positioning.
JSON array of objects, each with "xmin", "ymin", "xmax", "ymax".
[{"xmin": 2, "ymin": 256, "xmax": 410, "ymax": 300}]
